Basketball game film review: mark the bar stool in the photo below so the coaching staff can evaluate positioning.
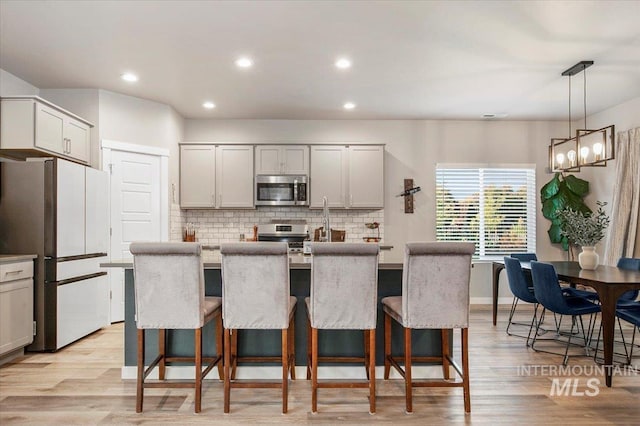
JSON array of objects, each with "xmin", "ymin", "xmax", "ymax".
[
  {"xmin": 220, "ymin": 242, "xmax": 296, "ymax": 414},
  {"xmin": 382, "ymin": 242, "xmax": 475, "ymax": 413},
  {"xmin": 130, "ymin": 242, "xmax": 223, "ymax": 413},
  {"xmin": 306, "ymin": 242, "xmax": 379, "ymax": 414}
]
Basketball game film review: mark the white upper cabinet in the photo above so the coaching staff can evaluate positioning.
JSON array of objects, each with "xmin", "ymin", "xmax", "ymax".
[
  {"xmin": 180, "ymin": 144, "xmax": 254, "ymax": 209},
  {"xmin": 216, "ymin": 145, "xmax": 254, "ymax": 208},
  {"xmin": 348, "ymin": 145, "xmax": 384, "ymax": 208},
  {"xmin": 255, "ymin": 145, "xmax": 309, "ymax": 175},
  {"xmin": 180, "ymin": 145, "xmax": 216, "ymax": 208},
  {"xmin": 310, "ymin": 146, "xmax": 348, "ymax": 208},
  {"xmin": 1, "ymin": 97, "xmax": 92, "ymax": 164},
  {"xmin": 310, "ymin": 145, "xmax": 384, "ymax": 209}
]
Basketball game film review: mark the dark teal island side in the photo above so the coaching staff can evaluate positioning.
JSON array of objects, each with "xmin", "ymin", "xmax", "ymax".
[{"xmin": 109, "ymin": 254, "xmax": 445, "ymax": 367}]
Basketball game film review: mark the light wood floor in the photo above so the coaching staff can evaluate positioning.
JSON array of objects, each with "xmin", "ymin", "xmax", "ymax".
[{"xmin": 1, "ymin": 305, "xmax": 639, "ymax": 425}]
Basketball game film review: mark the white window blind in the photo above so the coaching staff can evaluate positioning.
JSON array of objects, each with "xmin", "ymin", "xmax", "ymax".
[{"xmin": 436, "ymin": 165, "xmax": 536, "ymax": 259}]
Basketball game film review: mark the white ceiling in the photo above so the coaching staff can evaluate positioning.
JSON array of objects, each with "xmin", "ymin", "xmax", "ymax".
[{"xmin": 1, "ymin": 0, "xmax": 639, "ymax": 120}]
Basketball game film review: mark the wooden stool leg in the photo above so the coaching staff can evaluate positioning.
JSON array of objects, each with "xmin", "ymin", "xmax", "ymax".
[
  {"xmin": 216, "ymin": 314, "xmax": 224, "ymax": 379},
  {"xmin": 369, "ymin": 327, "xmax": 376, "ymax": 414},
  {"xmin": 158, "ymin": 329, "xmax": 166, "ymax": 380},
  {"xmin": 364, "ymin": 329, "xmax": 370, "ymax": 380},
  {"xmin": 224, "ymin": 329, "xmax": 231, "ymax": 414},
  {"xmin": 441, "ymin": 328, "xmax": 451, "ymax": 380},
  {"xmin": 311, "ymin": 327, "xmax": 319, "ymax": 413},
  {"xmin": 462, "ymin": 328, "xmax": 471, "ymax": 413},
  {"xmin": 136, "ymin": 328, "xmax": 145, "ymax": 413},
  {"xmin": 384, "ymin": 313, "xmax": 391, "ymax": 380},
  {"xmin": 306, "ymin": 315, "xmax": 312, "ymax": 380},
  {"xmin": 404, "ymin": 327, "xmax": 413, "ymax": 414},
  {"xmin": 282, "ymin": 328, "xmax": 289, "ymax": 414},
  {"xmin": 231, "ymin": 329, "xmax": 238, "ymax": 380},
  {"xmin": 195, "ymin": 327, "xmax": 203, "ymax": 413},
  {"xmin": 289, "ymin": 316, "xmax": 296, "ymax": 380}
]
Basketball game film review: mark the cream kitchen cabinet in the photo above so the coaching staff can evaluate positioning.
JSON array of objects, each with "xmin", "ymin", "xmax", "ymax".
[
  {"xmin": 0, "ymin": 255, "xmax": 36, "ymax": 360},
  {"xmin": 310, "ymin": 145, "xmax": 384, "ymax": 208},
  {"xmin": 255, "ymin": 145, "xmax": 309, "ymax": 175},
  {"xmin": 180, "ymin": 144, "xmax": 254, "ymax": 209},
  {"xmin": 0, "ymin": 96, "xmax": 91, "ymax": 164}
]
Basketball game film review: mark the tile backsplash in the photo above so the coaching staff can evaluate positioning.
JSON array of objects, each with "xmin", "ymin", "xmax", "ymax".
[{"xmin": 170, "ymin": 204, "xmax": 384, "ymax": 245}]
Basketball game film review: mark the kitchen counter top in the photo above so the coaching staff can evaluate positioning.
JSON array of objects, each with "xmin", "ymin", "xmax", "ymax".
[
  {"xmin": 202, "ymin": 244, "xmax": 394, "ymax": 251},
  {"xmin": 0, "ymin": 254, "xmax": 37, "ymax": 264},
  {"xmin": 102, "ymin": 252, "xmax": 403, "ymax": 270}
]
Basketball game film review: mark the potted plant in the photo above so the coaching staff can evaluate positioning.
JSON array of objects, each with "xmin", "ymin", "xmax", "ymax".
[{"xmin": 557, "ymin": 201, "xmax": 610, "ymax": 270}]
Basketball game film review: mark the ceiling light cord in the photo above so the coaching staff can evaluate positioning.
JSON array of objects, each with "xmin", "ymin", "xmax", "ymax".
[
  {"xmin": 583, "ymin": 65, "xmax": 588, "ymax": 129},
  {"xmin": 568, "ymin": 75, "xmax": 572, "ymax": 138}
]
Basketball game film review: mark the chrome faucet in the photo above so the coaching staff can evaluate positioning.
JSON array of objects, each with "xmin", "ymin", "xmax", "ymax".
[{"xmin": 322, "ymin": 196, "xmax": 331, "ymax": 242}]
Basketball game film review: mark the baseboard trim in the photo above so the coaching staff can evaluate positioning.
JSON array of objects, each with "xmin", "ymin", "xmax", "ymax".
[
  {"xmin": 471, "ymin": 297, "xmax": 512, "ymax": 305},
  {"xmin": 121, "ymin": 365, "xmax": 444, "ymax": 380}
]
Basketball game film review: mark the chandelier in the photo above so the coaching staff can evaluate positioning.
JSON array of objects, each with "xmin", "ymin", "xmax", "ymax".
[{"xmin": 549, "ymin": 61, "xmax": 615, "ymax": 172}]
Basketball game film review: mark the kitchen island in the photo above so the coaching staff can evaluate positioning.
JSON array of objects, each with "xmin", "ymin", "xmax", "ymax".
[{"xmin": 103, "ymin": 253, "xmax": 447, "ymax": 378}]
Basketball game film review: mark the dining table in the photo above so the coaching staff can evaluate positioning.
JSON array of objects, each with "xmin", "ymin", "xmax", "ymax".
[{"xmin": 492, "ymin": 260, "xmax": 640, "ymax": 387}]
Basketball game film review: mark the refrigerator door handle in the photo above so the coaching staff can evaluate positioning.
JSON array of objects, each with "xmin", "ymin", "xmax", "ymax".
[{"xmin": 53, "ymin": 271, "xmax": 108, "ymax": 287}]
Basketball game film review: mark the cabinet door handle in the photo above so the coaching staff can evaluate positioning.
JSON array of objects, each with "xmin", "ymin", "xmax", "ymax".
[
  {"xmin": 350, "ymin": 194, "xmax": 353, "ymax": 206},
  {"xmin": 5, "ymin": 269, "xmax": 24, "ymax": 275},
  {"xmin": 211, "ymin": 194, "xmax": 215, "ymax": 206}
]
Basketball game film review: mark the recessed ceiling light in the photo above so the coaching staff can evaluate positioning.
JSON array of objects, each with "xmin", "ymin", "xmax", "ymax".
[
  {"xmin": 235, "ymin": 57, "xmax": 253, "ymax": 68},
  {"xmin": 335, "ymin": 58, "xmax": 352, "ymax": 69},
  {"xmin": 343, "ymin": 102, "xmax": 356, "ymax": 110},
  {"xmin": 203, "ymin": 101, "xmax": 216, "ymax": 109},
  {"xmin": 121, "ymin": 73, "xmax": 138, "ymax": 82}
]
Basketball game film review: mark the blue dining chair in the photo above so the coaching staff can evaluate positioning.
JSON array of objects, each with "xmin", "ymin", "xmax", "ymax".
[
  {"xmin": 530, "ymin": 261, "xmax": 601, "ymax": 365},
  {"xmin": 616, "ymin": 305, "xmax": 640, "ymax": 365},
  {"xmin": 616, "ymin": 258, "xmax": 640, "ymax": 308},
  {"xmin": 504, "ymin": 256, "xmax": 538, "ymax": 345},
  {"xmin": 509, "ymin": 253, "xmax": 537, "ymax": 262}
]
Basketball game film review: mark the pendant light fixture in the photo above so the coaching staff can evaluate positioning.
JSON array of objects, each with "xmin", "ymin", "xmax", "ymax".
[{"xmin": 549, "ymin": 61, "xmax": 615, "ymax": 172}]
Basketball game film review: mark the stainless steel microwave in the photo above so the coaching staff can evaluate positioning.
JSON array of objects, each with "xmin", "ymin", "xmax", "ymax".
[{"xmin": 255, "ymin": 175, "xmax": 308, "ymax": 206}]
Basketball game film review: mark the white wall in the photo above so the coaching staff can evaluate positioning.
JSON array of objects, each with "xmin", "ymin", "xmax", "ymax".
[
  {"xmin": 0, "ymin": 69, "xmax": 39, "ymax": 96},
  {"xmin": 576, "ymin": 96, "xmax": 640, "ymax": 259},
  {"xmin": 98, "ymin": 90, "xmax": 184, "ymax": 192}
]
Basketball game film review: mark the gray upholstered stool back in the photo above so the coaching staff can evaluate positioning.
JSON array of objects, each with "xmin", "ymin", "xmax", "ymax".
[
  {"xmin": 309, "ymin": 243, "xmax": 380, "ymax": 329},
  {"xmin": 220, "ymin": 242, "xmax": 290, "ymax": 329},
  {"xmin": 130, "ymin": 242, "xmax": 206, "ymax": 330},
  {"xmin": 402, "ymin": 242, "xmax": 475, "ymax": 328}
]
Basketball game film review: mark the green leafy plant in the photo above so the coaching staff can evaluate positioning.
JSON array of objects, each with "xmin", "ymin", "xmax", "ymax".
[
  {"xmin": 557, "ymin": 201, "xmax": 610, "ymax": 247},
  {"xmin": 540, "ymin": 173, "xmax": 591, "ymax": 251}
]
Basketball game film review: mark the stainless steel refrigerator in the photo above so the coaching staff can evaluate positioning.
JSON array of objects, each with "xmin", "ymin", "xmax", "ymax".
[{"xmin": 0, "ymin": 158, "xmax": 109, "ymax": 351}]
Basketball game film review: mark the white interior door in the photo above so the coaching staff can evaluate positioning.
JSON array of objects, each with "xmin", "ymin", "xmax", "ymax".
[{"xmin": 107, "ymin": 149, "xmax": 162, "ymax": 322}]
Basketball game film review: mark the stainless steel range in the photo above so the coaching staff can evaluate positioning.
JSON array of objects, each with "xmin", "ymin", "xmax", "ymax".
[{"xmin": 257, "ymin": 221, "xmax": 309, "ymax": 253}]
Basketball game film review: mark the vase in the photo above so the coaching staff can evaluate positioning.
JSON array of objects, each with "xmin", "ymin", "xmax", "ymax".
[{"xmin": 578, "ymin": 246, "xmax": 599, "ymax": 270}]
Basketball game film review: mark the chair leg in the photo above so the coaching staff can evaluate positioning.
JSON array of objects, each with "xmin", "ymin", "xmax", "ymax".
[
  {"xmin": 311, "ymin": 327, "xmax": 319, "ymax": 414},
  {"xmin": 563, "ymin": 317, "xmax": 576, "ymax": 366},
  {"xmin": 136, "ymin": 328, "xmax": 145, "ymax": 413},
  {"xmin": 306, "ymin": 315, "xmax": 312, "ymax": 380},
  {"xmin": 526, "ymin": 304, "xmax": 539, "ymax": 347},
  {"xmin": 404, "ymin": 326, "xmax": 412, "ymax": 414},
  {"xmin": 195, "ymin": 327, "xmax": 203, "ymax": 413},
  {"xmin": 506, "ymin": 296, "xmax": 518, "ymax": 335},
  {"xmin": 462, "ymin": 328, "xmax": 470, "ymax": 413},
  {"xmin": 289, "ymin": 315, "xmax": 296, "ymax": 380},
  {"xmin": 158, "ymin": 329, "xmax": 166, "ymax": 380},
  {"xmin": 441, "ymin": 328, "xmax": 451, "ymax": 380},
  {"xmin": 364, "ymin": 330, "xmax": 370, "ymax": 380},
  {"xmin": 282, "ymin": 328, "xmax": 289, "ymax": 414},
  {"xmin": 231, "ymin": 330, "xmax": 238, "ymax": 380},
  {"xmin": 216, "ymin": 314, "xmax": 224, "ymax": 379},
  {"xmin": 223, "ymin": 328, "xmax": 231, "ymax": 414},
  {"xmin": 369, "ymin": 327, "xmax": 376, "ymax": 414},
  {"xmin": 384, "ymin": 312, "xmax": 391, "ymax": 380}
]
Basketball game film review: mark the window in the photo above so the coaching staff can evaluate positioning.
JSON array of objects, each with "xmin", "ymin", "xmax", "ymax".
[{"xmin": 436, "ymin": 165, "xmax": 536, "ymax": 259}]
